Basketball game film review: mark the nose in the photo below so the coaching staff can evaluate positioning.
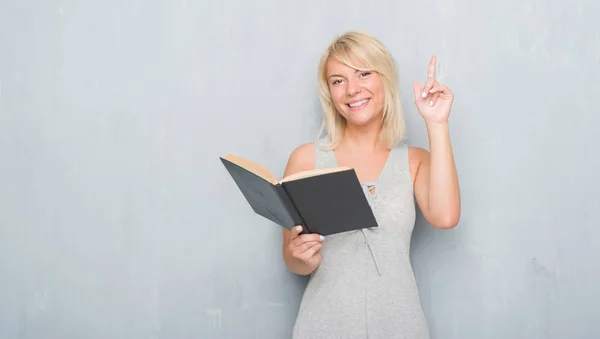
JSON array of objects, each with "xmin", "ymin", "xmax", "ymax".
[{"xmin": 346, "ymin": 79, "xmax": 361, "ymax": 96}]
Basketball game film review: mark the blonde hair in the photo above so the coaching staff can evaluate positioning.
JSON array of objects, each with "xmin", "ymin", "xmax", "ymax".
[{"xmin": 316, "ymin": 31, "xmax": 406, "ymax": 150}]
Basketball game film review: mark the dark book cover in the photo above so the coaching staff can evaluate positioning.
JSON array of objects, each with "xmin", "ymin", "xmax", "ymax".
[
  {"xmin": 281, "ymin": 169, "xmax": 378, "ymax": 236},
  {"xmin": 220, "ymin": 158, "xmax": 297, "ymax": 229},
  {"xmin": 221, "ymin": 157, "xmax": 378, "ymax": 236}
]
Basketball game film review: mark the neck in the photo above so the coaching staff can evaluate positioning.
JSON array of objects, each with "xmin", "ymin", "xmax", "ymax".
[{"xmin": 340, "ymin": 119, "xmax": 385, "ymax": 152}]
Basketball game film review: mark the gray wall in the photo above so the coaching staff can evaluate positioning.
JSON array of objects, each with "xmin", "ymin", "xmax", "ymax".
[{"xmin": 1, "ymin": 0, "xmax": 599, "ymax": 338}]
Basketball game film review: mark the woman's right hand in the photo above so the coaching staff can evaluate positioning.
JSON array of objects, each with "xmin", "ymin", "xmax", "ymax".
[{"xmin": 287, "ymin": 225, "xmax": 324, "ymax": 270}]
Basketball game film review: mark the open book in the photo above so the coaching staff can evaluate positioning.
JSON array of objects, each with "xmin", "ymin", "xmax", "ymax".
[{"xmin": 220, "ymin": 154, "xmax": 378, "ymax": 236}]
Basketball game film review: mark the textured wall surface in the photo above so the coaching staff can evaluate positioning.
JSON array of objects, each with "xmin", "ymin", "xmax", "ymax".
[{"xmin": 1, "ymin": 0, "xmax": 599, "ymax": 338}]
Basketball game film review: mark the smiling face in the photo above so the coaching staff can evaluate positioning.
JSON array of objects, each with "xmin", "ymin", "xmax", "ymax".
[
  {"xmin": 325, "ymin": 57, "xmax": 386, "ymax": 127},
  {"xmin": 316, "ymin": 31, "xmax": 405, "ymax": 150}
]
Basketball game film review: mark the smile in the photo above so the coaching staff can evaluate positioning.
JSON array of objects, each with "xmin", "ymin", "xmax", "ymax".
[{"xmin": 347, "ymin": 99, "xmax": 370, "ymax": 109}]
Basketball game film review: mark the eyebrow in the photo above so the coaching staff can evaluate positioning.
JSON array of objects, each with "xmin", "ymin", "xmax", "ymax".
[{"xmin": 328, "ymin": 70, "xmax": 364, "ymax": 79}]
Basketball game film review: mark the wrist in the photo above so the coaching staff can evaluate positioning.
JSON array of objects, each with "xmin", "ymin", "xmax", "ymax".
[
  {"xmin": 424, "ymin": 119, "xmax": 451, "ymax": 149},
  {"xmin": 424, "ymin": 119, "xmax": 449, "ymax": 132}
]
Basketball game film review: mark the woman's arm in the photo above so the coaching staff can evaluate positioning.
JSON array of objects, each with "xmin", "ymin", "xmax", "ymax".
[
  {"xmin": 281, "ymin": 143, "xmax": 324, "ymax": 275},
  {"xmin": 411, "ymin": 122, "xmax": 460, "ymax": 229},
  {"xmin": 410, "ymin": 56, "xmax": 461, "ymax": 229}
]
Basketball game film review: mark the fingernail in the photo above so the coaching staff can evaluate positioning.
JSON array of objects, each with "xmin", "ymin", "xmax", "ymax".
[
  {"xmin": 421, "ymin": 92, "xmax": 427, "ymax": 98},
  {"xmin": 429, "ymin": 100, "xmax": 433, "ymax": 106},
  {"xmin": 296, "ymin": 226, "xmax": 302, "ymax": 232},
  {"xmin": 320, "ymin": 235, "xmax": 325, "ymax": 241}
]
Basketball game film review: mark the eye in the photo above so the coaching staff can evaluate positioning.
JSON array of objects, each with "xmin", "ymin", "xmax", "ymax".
[
  {"xmin": 331, "ymin": 79, "xmax": 342, "ymax": 85},
  {"xmin": 360, "ymin": 72, "xmax": 371, "ymax": 78}
]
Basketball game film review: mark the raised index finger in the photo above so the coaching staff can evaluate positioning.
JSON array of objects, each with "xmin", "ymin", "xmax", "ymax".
[{"xmin": 427, "ymin": 56, "xmax": 437, "ymax": 80}]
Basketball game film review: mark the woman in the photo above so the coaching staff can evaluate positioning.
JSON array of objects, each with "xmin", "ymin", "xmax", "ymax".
[{"xmin": 282, "ymin": 31, "xmax": 460, "ymax": 338}]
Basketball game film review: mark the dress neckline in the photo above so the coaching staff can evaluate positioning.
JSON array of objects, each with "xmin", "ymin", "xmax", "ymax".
[{"xmin": 331, "ymin": 147, "xmax": 393, "ymax": 186}]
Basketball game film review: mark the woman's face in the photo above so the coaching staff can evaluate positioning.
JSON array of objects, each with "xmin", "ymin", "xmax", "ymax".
[{"xmin": 326, "ymin": 57, "xmax": 385, "ymax": 127}]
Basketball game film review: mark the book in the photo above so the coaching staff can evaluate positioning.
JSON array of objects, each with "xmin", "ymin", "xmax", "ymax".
[{"xmin": 219, "ymin": 153, "xmax": 378, "ymax": 236}]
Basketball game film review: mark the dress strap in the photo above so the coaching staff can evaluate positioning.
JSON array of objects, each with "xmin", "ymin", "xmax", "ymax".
[{"xmin": 314, "ymin": 138, "xmax": 337, "ymax": 169}]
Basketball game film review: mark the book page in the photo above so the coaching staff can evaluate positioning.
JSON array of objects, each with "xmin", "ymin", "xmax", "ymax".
[
  {"xmin": 222, "ymin": 154, "xmax": 279, "ymax": 184},
  {"xmin": 280, "ymin": 167, "xmax": 351, "ymax": 183}
]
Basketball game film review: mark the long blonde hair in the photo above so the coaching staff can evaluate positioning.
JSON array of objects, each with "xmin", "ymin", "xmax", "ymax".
[{"xmin": 316, "ymin": 31, "xmax": 406, "ymax": 150}]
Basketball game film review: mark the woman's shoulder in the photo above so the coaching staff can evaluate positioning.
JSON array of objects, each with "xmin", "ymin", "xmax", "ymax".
[
  {"xmin": 407, "ymin": 145, "xmax": 429, "ymax": 161},
  {"xmin": 284, "ymin": 142, "xmax": 316, "ymax": 176},
  {"xmin": 407, "ymin": 145, "xmax": 430, "ymax": 184}
]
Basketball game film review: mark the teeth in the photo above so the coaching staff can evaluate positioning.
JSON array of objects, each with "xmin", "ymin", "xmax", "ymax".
[{"xmin": 349, "ymin": 99, "xmax": 368, "ymax": 108}]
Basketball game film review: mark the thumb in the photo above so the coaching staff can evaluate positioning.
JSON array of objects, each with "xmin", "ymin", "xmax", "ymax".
[{"xmin": 289, "ymin": 225, "xmax": 303, "ymax": 240}]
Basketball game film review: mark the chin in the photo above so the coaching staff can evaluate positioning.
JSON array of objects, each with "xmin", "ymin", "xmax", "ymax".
[
  {"xmin": 348, "ymin": 116, "xmax": 375, "ymax": 126},
  {"xmin": 341, "ymin": 109, "xmax": 379, "ymax": 126}
]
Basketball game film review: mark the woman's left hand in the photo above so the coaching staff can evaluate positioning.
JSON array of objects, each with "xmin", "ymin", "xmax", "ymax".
[{"xmin": 413, "ymin": 56, "xmax": 454, "ymax": 124}]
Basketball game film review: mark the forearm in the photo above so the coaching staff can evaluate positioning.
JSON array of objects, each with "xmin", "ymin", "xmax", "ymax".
[{"xmin": 425, "ymin": 121, "xmax": 461, "ymax": 227}]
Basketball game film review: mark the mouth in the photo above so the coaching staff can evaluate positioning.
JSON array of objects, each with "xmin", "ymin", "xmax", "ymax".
[{"xmin": 347, "ymin": 98, "xmax": 370, "ymax": 110}]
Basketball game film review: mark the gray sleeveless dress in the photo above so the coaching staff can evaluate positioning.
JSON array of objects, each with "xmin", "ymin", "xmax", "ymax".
[{"xmin": 291, "ymin": 138, "xmax": 430, "ymax": 339}]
